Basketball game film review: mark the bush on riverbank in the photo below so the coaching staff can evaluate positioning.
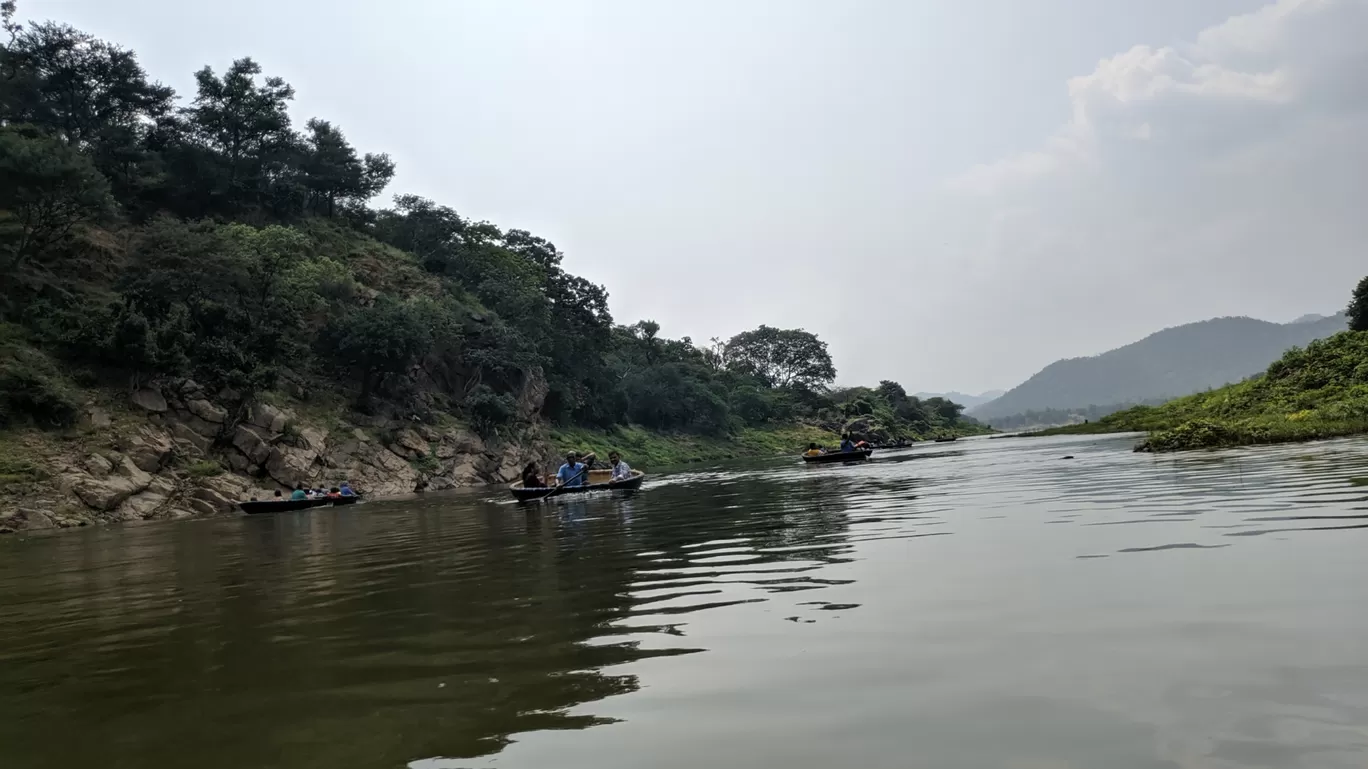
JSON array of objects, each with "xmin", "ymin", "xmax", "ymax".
[{"xmin": 1036, "ymin": 331, "xmax": 1368, "ymax": 451}]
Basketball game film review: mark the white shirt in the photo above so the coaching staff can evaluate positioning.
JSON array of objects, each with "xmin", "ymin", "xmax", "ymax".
[{"xmin": 610, "ymin": 460, "xmax": 632, "ymax": 482}]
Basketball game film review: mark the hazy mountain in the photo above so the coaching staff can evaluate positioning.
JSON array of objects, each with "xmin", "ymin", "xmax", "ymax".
[
  {"xmin": 916, "ymin": 390, "xmax": 1005, "ymax": 410},
  {"xmin": 1290, "ymin": 313, "xmax": 1327, "ymax": 324},
  {"xmin": 970, "ymin": 313, "xmax": 1348, "ymax": 422}
]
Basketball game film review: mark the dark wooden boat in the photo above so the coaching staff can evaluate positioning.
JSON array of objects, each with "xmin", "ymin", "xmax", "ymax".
[
  {"xmin": 509, "ymin": 469, "xmax": 646, "ymax": 501},
  {"xmin": 933, "ymin": 436, "xmax": 958, "ymax": 443},
  {"xmin": 801, "ymin": 448, "xmax": 874, "ymax": 464},
  {"xmin": 239, "ymin": 495, "xmax": 363, "ymax": 515}
]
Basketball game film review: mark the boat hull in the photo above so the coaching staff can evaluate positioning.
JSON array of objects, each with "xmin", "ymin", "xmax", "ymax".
[
  {"xmin": 801, "ymin": 449, "xmax": 874, "ymax": 464},
  {"xmin": 239, "ymin": 496, "xmax": 362, "ymax": 515},
  {"xmin": 510, "ymin": 470, "xmax": 645, "ymax": 501}
]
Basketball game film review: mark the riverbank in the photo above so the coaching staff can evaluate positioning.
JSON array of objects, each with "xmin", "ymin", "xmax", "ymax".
[
  {"xmin": 1026, "ymin": 331, "xmax": 1368, "ymax": 451},
  {"xmin": 550, "ymin": 424, "xmax": 843, "ymax": 467}
]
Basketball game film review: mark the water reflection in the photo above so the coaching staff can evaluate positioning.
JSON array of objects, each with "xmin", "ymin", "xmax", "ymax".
[{"xmin": 5, "ymin": 434, "xmax": 1368, "ymax": 768}]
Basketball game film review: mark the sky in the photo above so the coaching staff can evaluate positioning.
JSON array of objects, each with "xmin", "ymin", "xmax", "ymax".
[{"xmin": 23, "ymin": 0, "xmax": 1368, "ymax": 394}]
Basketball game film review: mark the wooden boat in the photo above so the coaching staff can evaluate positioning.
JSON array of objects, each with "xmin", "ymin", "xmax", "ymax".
[
  {"xmin": 509, "ymin": 469, "xmax": 646, "ymax": 501},
  {"xmin": 239, "ymin": 495, "xmax": 362, "ymax": 515},
  {"xmin": 801, "ymin": 448, "xmax": 874, "ymax": 464},
  {"xmin": 933, "ymin": 436, "xmax": 958, "ymax": 443}
]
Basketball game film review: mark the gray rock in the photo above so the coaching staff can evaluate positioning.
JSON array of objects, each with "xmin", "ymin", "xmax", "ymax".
[
  {"xmin": 265, "ymin": 444, "xmax": 320, "ymax": 489},
  {"xmin": 126, "ymin": 428, "xmax": 175, "ymax": 473},
  {"xmin": 181, "ymin": 414, "xmax": 223, "ymax": 440},
  {"xmin": 191, "ymin": 486, "xmax": 236, "ymax": 513},
  {"xmin": 170, "ymin": 423, "xmax": 212, "ymax": 453},
  {"xmin": 130, "ymin": 388, "xmax": 168, "ymax": 413},
  {"xmin": 83, "ymin": 453, "xmax": 114, "ymax": 477},
  {"xmin": 232, "ymin": 424, "xmax": 273, "ymax": 466},
  {"xmin": 83, "ymin": 406, "xmax": 112, "ymax": 429},
  {"xmin": 247, "ymin": 402, "xmax": 290, "ymax": 434},
  {"xmin": 390, "ymin": 428, "xmax": 429, "ymax": 459},
  {"xmin": 186, "ymin": 398, "xmax": 228, "ymax": 424},
  {"xmin": 73, "ymin": 466, "xmax": 152, "ymax": 511}
]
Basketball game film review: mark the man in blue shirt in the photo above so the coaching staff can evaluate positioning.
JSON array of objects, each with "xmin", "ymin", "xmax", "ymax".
[
  {"xmin": 556, "ymin": 452, "xmax": 589, "ymax": 488},
  {"xmin": 840, "ymin": 434, "xmax": 856, "ymax": 452}
]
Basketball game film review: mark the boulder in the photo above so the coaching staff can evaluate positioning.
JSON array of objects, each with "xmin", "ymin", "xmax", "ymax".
[
  {"xmin": 232, "ymin": 424, "xmax": 274, "ymax": 466},
  {"xmin": 83, "ymin": 453, "xmax": 114, "ymax": 477},
  {"xmin": 186, "ymin": 398, "xmax": 228, "ymax": 424},
  {"xmin": 191, "ymin": 486, "xmax": 237, "ymax": 514},
  {"xmin": 181, "ymin": 414, "xmax": 224, "ymax": 440},
  {"xmin": 170, "ymin": 423, "xmax": 212, "ymax": 454},
  {"xmin": 80, "ymin": 405, "xmax": 113, "ymax": 430},
  {"xmin": 131, "ymin": 388, "xmax": 169, "ymax": 413},
  {"xmin": 247, "ymin": 402, "xmax": 290, "ymax": 434},
  {"xmin": 436, "ymin": 428, "xmax": 485, "ymax": 459},
  {"xmin": 444, "ymin": 457, "xmax": 483, "ymax": 486},
  {"xmin": 265, "ymin": 444, "xmax": 320, "ymax": 489},
  {"xmin": 72, "ymin": 461, "xmax": 152, "ymax": 511},
  {"xmin": 390, "ymin": 428, "xmax": 429, "ymax": 459},
  {"xmin": 126, "ymin": 428, "xmax": 175, "ymax": 473}
]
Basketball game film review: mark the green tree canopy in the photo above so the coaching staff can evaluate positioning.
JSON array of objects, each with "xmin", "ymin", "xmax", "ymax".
[{"xmin": 723, "ymin": 325, "xmax": 836, "ymax": 390}]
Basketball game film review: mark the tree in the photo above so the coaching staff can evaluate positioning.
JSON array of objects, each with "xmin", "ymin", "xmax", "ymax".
[
  {"xmin": 300, "ymin": 118, "xmax": 393, "ymax": 217},
  {"xmin": 319, "ymin": 296, "xmax": 441, "ymax": 401},
  {"xmin": 724, "ymin": 325, "xmax": 836, "ymax": 390},
  {"xmin": 876, "ymin": 380, "xmax": 908, "ymax": 405},
  {"xmin": 0, "ymin": 125, "xmax": 113, "ymax": 272},
  {"xmin": 181, "ymin": 57, "xmax": 297, "ymax": 214},
  {"xmin": 1348, "ymin": 276, "xmax": 1368, "ymax": 332}
]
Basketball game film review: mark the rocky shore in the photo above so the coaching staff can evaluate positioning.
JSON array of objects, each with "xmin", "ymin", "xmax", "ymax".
[{"xmin": 0, "ymin": 377, "xmax": 555, "ymax": 534}]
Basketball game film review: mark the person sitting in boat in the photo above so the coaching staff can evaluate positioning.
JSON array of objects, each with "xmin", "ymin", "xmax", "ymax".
[
  {"xmin": 608, "ymin": 452, "xmax": 633, "ymax": 482},
  {"xmin": 556, "ymin": 452, "xmax": 589, "ymax": 488},
  {"xmin": 339, "ymin": 481, "xmax": 357, "ymax": 497},
  {"xmin": 291, "ymin": 484, "xmax": 307, "ymax": 501},
  {"xmin": 521, "ymin": 462, "xmax": 545, "ymax": 488},
  {"xmin": 272, "ymin": 490, "xmax": 284, "ymax": 501},
  {"xmin": 804, "ymin": 443, "xmax": 825, "ymax": 457},
  {"xmin": 327, "ymin": 487, "xmax": 342, "ymax": 499},
  {"xmin": 840, "ymin": 434, "xmax": 857, "ymax": 452}
]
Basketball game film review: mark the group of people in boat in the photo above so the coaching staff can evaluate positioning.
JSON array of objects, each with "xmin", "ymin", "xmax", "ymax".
[
  {"xmin": 520, "ymin": 450, "xmax": 633, "ymax": 489},
  {"xmin": 248, "ymin": 481, "xmax": 357, "ymax": 503},
  {"xmin": 803, "ymin": 434, "xmax": 871, "ymax": 457}
]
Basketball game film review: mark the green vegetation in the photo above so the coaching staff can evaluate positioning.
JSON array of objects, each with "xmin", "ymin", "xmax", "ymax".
[
  {"xmin": 0, "ymin": 3, "xmax": 982, "ymax": 471},
  {"xmin": 551, "ymin": 424, "xmax": 843, "ymax": 468},
  {"xmin": 185, "ymin": 459, "xmax": 224, "ymax": 479},
  {"xmin": 1035, "ymin": 331, "xmax": 1368, "ymax": 451},
  {"xmin": 986, "ymin": 400, "xmax": 1168, "ymax": 432}
]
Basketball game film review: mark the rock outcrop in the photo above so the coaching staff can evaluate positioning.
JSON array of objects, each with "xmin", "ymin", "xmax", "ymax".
[{"xmin": 1, "ymin": 373, "xmax": 555, "ymax": 534}]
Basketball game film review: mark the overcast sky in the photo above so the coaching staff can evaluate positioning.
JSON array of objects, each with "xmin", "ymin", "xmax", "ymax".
[{"xmin": 25, "ymin": 0, "xmax": 1368, "ymax": 393}]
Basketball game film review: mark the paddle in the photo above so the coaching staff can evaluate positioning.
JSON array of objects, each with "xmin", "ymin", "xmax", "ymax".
[{"xmin": 538, "ymin": 453, "xmax": 596, "ymax": 501}]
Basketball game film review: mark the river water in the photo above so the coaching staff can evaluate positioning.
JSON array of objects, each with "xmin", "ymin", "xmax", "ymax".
[{"xmin": 5, "ymin": 434, "xmax": 1368, "ymax": 768}]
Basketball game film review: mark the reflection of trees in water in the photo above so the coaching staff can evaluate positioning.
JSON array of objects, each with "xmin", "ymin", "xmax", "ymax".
[{"xmin": 0, "ymin": 474, "xmax": 858, "ymax": 768}]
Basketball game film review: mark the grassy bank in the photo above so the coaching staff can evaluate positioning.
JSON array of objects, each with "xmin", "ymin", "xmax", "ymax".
[
  {"xmin": 550, "ymin": 424, "xmax": 843, "ymax": 468},
  {"xmin": 1027, "ymin": 331, "xmax": 1368, "ymax": 451}
]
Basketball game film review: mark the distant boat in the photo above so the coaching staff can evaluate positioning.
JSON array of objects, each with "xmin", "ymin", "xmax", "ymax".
[
  {"xmin": 509, "ymin": 469, "xmax": 645, "ymax": 501},
  {"xmin": 801, "ymin": 448, "xmax": 873, "ymax": 464},
  {"xmin": 239, "ymin": 495, "xmax": 362, "ymax": 515},
  {"xmin": 933, "ymin": 436, "xmax": 958, "ymax": 443}
]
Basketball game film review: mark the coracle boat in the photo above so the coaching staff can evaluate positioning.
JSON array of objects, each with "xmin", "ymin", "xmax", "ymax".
[
  {"xmin": 239, "ymin": 495, "xmax": 363, "ymax": 515},
  {"xmin": 509, "ymin": 469, "xmax": 646, "ymax": 501},
  {"xmin": 801, "ymin": 448, "xmax": 874, "ymax": 464}
]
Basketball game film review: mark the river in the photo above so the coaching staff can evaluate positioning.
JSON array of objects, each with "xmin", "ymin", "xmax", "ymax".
[{"xmin": 4, "ymin": 434, "xmax": 1368, "ymax": 768}]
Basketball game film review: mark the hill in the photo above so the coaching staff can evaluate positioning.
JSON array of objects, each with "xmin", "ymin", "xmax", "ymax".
[
  {"xmin": 0, "ymin": 9, "xmax": 982, "ymax": 532},
  {"xmin": 915, "ymin": 390, "xmax": 1003, "ymax": 410},
  {"xmin": 970, "ymin": 313, "xmax": 1348, "ymax": 422},
  {"xmin": 1038, "ymin": 331, "xmax": 1368, "ymax": 451}
]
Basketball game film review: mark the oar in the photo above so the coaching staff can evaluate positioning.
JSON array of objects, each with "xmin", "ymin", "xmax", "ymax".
[{"xmin": 538, "ymin": 453, "xmax": 596, "ymax": 502}]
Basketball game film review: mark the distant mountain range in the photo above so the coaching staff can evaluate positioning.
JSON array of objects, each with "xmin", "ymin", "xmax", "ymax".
[
  {"xmin": 970, "ymin": 313, "xmax": 1349, "ymax": 422},
  {"xmin": 916, "ymin": 390, "xmax": 1005, "ymax": 410}
]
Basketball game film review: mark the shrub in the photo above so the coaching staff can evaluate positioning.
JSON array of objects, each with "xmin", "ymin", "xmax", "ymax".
[{"xmin": 0, "ymin": 356, "xmax": 82, "ymax": 428}]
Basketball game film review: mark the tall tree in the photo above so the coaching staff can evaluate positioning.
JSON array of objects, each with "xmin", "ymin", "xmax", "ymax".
[
  {"xmin": 300, "ymin": 118, "xmax": 393, "ymax": 217},
  {"xmin": 1348, "ymin": 276, "xmax": 1368, "ymax": 332},
  {"xmin": 181, "ymin": 57, "xmax": 297, "ymax": 214},
  {"xmin": 0, "ymin": 125, "xmax": 113, "ymax": 273},
  {"xmin": 724, "ymin": 325, "xmax": 836, "ymax": 390}
]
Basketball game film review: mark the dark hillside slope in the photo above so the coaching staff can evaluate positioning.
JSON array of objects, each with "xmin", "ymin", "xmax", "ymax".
[{"xmin": 971, "ymin": 313, "xmax": 1347, "ymax": 421}]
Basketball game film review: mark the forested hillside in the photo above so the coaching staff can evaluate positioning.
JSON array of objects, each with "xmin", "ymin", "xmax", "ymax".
[{"xmin": 0, "ymin": 3, "xmax": 981, "ymax": 530}]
